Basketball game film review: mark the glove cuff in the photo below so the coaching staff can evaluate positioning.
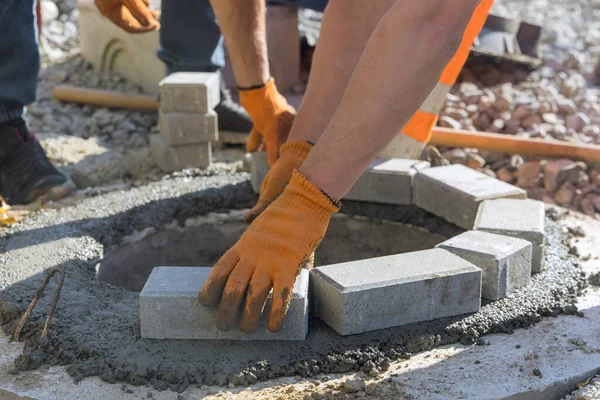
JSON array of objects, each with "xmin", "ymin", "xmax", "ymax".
[
  {"xmin": 279, "ymin": 140, "xmax": 312, "ymax": 163},
  {"xmin": 238, "ymin": 76, "xmax": 275, "ymax": 92},
  {"xmin": 239, "ymin": 77, "xmax": 277, "ymax": 111},
  {"xmin": 278, "ymin": 170, "xmax": 340, "ymax": 224}
]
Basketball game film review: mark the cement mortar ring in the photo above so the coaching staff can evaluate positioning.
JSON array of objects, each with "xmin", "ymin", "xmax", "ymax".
[{"xmin": 0, "ymin": 172, "xmax": 585, "ymax": 391}]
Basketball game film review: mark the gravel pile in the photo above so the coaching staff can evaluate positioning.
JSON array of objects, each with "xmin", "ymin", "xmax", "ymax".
[
  {"xmin": 437, "ymin": 0, "xmax": 600, "ymax": 215},
  {"xmin": 38, "ymin": 0, "xmax": 78, "ymax": 65}
]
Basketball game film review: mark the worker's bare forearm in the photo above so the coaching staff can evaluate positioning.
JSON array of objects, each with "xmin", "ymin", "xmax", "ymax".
[
  {"xmin": 209, "ymin": 0, "xmax": 269, "ymax": 88},
  {"xmin": 299, "ymin": 0, "xmax": 481, "ymax": 199},
  {"xmin": 287, "ymin": 0, "xmax": 395, "ymax": 144}
]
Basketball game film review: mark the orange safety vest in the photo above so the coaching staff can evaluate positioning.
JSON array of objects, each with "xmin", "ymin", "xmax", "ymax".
[{"xmin": 402, "ymin": 0, "xmax": 494, "ymax": 142}]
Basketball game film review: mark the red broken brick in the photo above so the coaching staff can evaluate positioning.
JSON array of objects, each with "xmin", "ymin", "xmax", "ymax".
[
  {"xmin": 516, "ymin": 161, "xmax": 543, "ymax": 188},
  {"xmin": 544, "ymin": 159, "xmax": 576, "ymax": 191},
  {"xmin": 555, "ymin": 182, "xmax": 578, "ymax": 207}
]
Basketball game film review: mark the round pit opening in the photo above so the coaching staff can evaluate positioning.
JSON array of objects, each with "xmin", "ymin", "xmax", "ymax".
[{"xmin": 97, "ymin": 211, "xmax": 447, "ymax": 291}]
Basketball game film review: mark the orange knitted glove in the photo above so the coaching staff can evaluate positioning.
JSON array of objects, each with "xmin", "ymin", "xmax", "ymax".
[
  {"xmin": 239, "ymin": 78, "xmax": 296, "ymax": 167},
  {"xmin": 95, "ymin": 0, "xmax": 160, "ymax": 34},
  {"xmin": 245, "ymin": 140, "xmax": 312, "ymax": 223},
  {"xmin": 199, "ymin": 170, "xmax": 340, "ymax": 333}
]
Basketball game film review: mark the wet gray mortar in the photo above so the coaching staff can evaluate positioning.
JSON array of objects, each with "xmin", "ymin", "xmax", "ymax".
[{"xmin": 0, "ymin": 171, "xmax": 586, "ymax": 392}]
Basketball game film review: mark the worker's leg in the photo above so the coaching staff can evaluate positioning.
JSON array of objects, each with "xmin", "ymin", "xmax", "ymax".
[
  {"xmin": 158, "ymin": 0, "xmax": 329, "ymax": 76},
  {"xmin": 283, "ymin": 0, "xmax": 327, "ymax": 12},
  {"xmin": 157, "ymin": 0, "xmax": 224, "ymax": 73},
  {"xmin": 300, "ymin": 0, "xmax": 483, "ymax": 198},
  {"xmin": 0, "ymin": 0, "xmax": 71, "ymax": 205},
  {"xmin": 0, "ymin": 0, "xmax": 39, "ymax": 122},
  {"xmin": 287, "ymin": 0, "xmax": 396, "ymax": 144}
]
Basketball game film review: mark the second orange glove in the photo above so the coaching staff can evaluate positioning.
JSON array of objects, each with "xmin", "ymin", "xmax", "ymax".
[
  {"xmin": 239, "ymin": 78, "xmax": 296, "ymax": 167},
  {"xmin": 95, "ymin": 0, "xmax": 160, "ymax": 33}
]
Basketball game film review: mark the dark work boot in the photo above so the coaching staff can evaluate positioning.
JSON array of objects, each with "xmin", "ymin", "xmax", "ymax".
[
  {"xmin": 214, "ymin": 81, "xmax": 253, "ymax": 144},
  {"xmin": 0, "ymin": 118, "xmax": 74, "ymax": 205}
]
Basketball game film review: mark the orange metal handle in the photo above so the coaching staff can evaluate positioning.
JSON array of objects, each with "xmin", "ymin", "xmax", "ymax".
[
  {"xmin": 430, "ymin": 127, "xmax": 600, "ymax": 164},
  {"xmin": 52, "ymin": 85, "xmax": 160, "ymax": 111}
]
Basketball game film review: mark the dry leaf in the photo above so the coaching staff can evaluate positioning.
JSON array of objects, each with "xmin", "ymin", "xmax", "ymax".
[
  {"xmin": 0, "ymin": 207, "xmax": 18, "ymax": 226},
  {"xmin": 0, "ymin": 197, "xmax": 20, "ymax": 226}
]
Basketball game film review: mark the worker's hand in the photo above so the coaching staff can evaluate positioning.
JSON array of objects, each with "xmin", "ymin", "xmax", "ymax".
[
  {"xmin": 245, "ymin": 140, "xmax": 312, "ymax": 223},
  {"xmin": 199, "ymin": 170, "xmax": 340, "ymax": 333},
  {"xmin": 95, "ymin": 0, "xmax": 160, "ymax": 34},
  {"xmin": 239, "ymin": 78, "xmax": 296, "ymax": 167}
]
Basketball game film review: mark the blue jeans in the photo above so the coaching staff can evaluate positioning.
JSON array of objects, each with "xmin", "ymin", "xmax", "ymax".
[
  {"xmin": 0, "ymin": 0, "xmax": 39, "ymax": 123},
  {"xmin": 158, "ymin": 0, "xmax": 328, "ymax": 74}
]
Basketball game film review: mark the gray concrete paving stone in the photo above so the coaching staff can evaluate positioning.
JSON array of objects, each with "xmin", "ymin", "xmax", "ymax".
[
  {"xmin": 159, "ymin": 72, "xmax": 220, "ymax": 113},
  {"xmin": 250, "ymin": 152, "xmax": 269, "ymax": 193},
  {"xmin": 414, "ymin": 164, "xmax": 527, "ymax": 229},
  {"xmin": 344, "ymin": 159, "xmax": 430, "ymax": 205},
  {"xmin": 140, "ymin": 266, "xmax": 309, "ymax": 340},
  {"xmin": 310, "ymin": 248, "xmax": 482, "ymax": 336},
  {"xmin": 474, "ymin": 198, "xmax": 546, "ymax": 273},
  {"xmin": 251, "ymin": 155, "xmax": 430, "ymax": 205},
  {"xmin": 436, "ymin": 230, "xmax": 532, "ymax": 300},
  {"xmin": 150, "ymin": 134, "xmax": 212, "ymax": 172},
  {"xmin": 159, "ymin": 110, "xmax": 219, "ymax": 145}
]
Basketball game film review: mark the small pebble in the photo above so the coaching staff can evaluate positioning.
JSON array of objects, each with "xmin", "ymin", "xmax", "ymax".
[
  {"xmin": 343, "ymin": 378, "xmax": 366, "ymax": 393},
  {"xmin": 120, "ymin": 384, "xmax": 133, "ymax": 394}
]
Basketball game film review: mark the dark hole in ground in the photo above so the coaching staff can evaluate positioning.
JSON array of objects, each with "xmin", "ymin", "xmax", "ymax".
[{"xmin": 97, "ymin": 212, "xmax": 447, "ymax": 291}]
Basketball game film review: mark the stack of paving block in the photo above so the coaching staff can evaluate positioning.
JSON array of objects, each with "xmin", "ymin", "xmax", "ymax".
[{"xmin": 150, "ymin": 72, "xmax": 220, "ymax": 172}]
